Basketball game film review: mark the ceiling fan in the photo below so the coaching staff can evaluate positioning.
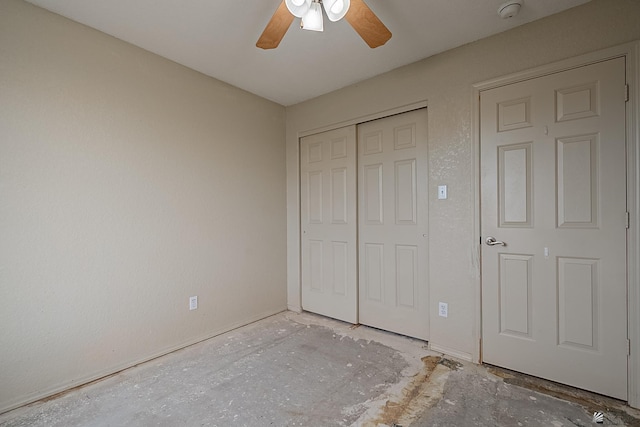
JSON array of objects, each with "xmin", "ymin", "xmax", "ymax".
[{"xmin": 256, "ymin": 0, "xmax": 392, "ymax": 50}]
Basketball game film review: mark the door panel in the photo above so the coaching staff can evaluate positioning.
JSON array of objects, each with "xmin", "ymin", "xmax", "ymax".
[
  {"xmin": 481, "ymin": 58, "xmax": 627, "ymax": 399},
  {"xmin": 358, "ymin": 109, "xmax": 429, "ymax": 340},
  {"xmin": 301, "ymin": 126, "xmax": 357, "ymax": 323}
]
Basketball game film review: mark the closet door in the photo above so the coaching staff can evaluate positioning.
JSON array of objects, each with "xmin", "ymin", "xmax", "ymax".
[
  {"xmin": 300, "ymin": 126, "xmax": 357, "ymax": 323},
  {"xmin": 358, "ymin": 109, "xmax": 429, "ymax": 339}
]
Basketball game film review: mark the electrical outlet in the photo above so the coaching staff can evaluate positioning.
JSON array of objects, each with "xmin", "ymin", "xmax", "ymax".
[
  {"xmin": 438, "ymin": 302, "xmax": 448, "ymax": 318},
  {"xmin": 189, "ymin": 296, "xmax": 198, "ymax": 311}
]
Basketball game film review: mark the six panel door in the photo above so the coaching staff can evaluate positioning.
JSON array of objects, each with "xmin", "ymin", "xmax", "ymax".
[
  {"xmin": 480, "ymin": 58, "xmax": 628, "ymax": 399},
  {"xmin": 358, "ymin": 109, "xmax": 429, "ymax": 340},
  {"xmin": 301, "ymin": 126, "xmax": 358, "ymax": 323}
]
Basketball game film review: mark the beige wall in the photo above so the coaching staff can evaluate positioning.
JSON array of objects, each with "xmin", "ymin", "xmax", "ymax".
[
  {"xmin": 2, "ymin": 0, "xmax": 639, "ymax": 415},
  {"xmin": 286, "ymin": 0, "xmax": 640, "ymax": 383},
  {"xmin": 0, "ymin": 0, "xmax": 286, "ymax": 412}
]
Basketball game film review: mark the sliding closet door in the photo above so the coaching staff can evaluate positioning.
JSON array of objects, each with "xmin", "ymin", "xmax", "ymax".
[
  {"xmin": 300, "ymin": 126, "xmax": 358, "ymax": 323},
  {"xmin": 358, "ymin": 109, "xmax": 429, "ymax": 339}
]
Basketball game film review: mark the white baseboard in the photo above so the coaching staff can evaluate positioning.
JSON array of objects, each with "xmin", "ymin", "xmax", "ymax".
[
  {"xmin": 0, "ymin": 307, "xmax": 286, "ymax": 415},
  {"xmin": 287, "ymin": 304, "xmax": 302, "ymax": 313},
  {"xmin": 429, "ymin": 342, "xmax": 473, "ymax": 362}
]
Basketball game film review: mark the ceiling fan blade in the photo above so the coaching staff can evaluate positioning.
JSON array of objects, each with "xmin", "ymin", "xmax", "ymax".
[
  {"xmin": 256, "ymin": 1, "xmax": 294, "ymax": 49},
  {"xmin": 345, "ymin": 0, "xmax": 392, "ymax": 48}
]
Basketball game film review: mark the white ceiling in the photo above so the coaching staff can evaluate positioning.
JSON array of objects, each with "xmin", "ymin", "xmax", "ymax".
[{"xmin": 25, "ymin": 0, "xmax": 591, "ymax": 106}]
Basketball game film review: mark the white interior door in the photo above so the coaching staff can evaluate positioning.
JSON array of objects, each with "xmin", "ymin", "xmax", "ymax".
[
  {"xmin": 301, "ymin": 126, "xmax": 357, "ymax": 324},
  {"xmin": 481, "ymin": 58, "xmax": 628, "ymax": 399},
  {"xmin": 358, "ymin": 109, "xmax": 429, "ymax": 340}
]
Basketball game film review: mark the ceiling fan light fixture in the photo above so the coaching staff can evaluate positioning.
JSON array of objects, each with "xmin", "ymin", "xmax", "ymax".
[
  {"xmin": 256, "ymin": 0, "xmax": 392, "ymax": 50},
  {"xmin": 285, "ymin": 0, "xmax": 311, "ymax": 18},
  {"xmin": 323, "ymin": 0, "xmax": 350, "ymax": 22},
  {"xmin": 301, "ymin": 1, "xmax": 324, "ymax": 31}
]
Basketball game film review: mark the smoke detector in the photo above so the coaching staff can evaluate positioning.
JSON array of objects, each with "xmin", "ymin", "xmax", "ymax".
[{"xmin": 498, "ymin": 1, "xmax": 522, "ymax": 19}]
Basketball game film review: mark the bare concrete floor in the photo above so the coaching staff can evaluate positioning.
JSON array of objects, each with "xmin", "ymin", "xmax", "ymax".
[{"xmin": 1, "ymin": 312, "xmax": 639, "ymax": 426}]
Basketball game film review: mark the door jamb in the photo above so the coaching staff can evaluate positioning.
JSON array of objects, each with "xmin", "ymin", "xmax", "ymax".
[{"xmin": 472, "ymin": 41, "xmax": 640, "ymax": 408}]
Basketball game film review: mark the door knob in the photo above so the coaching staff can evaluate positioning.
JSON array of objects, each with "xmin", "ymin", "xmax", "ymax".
[{"xmin": 485, "ymin": 236, "xmax": 506, "ymax": 246}]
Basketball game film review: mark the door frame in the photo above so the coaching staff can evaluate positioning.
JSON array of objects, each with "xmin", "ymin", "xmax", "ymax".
[{"xmin": 472, "ymin": 41, "xmax": 640, "ymax": 407}]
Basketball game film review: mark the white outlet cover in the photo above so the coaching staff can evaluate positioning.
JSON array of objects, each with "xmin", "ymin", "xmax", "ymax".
[
  {"xmin": 438, "ymin": 302, "xmax": 448, "ymax": 318},
  {"xmin": 189, "ymin": 296, "xmax": 198, "ymax": 310}
]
